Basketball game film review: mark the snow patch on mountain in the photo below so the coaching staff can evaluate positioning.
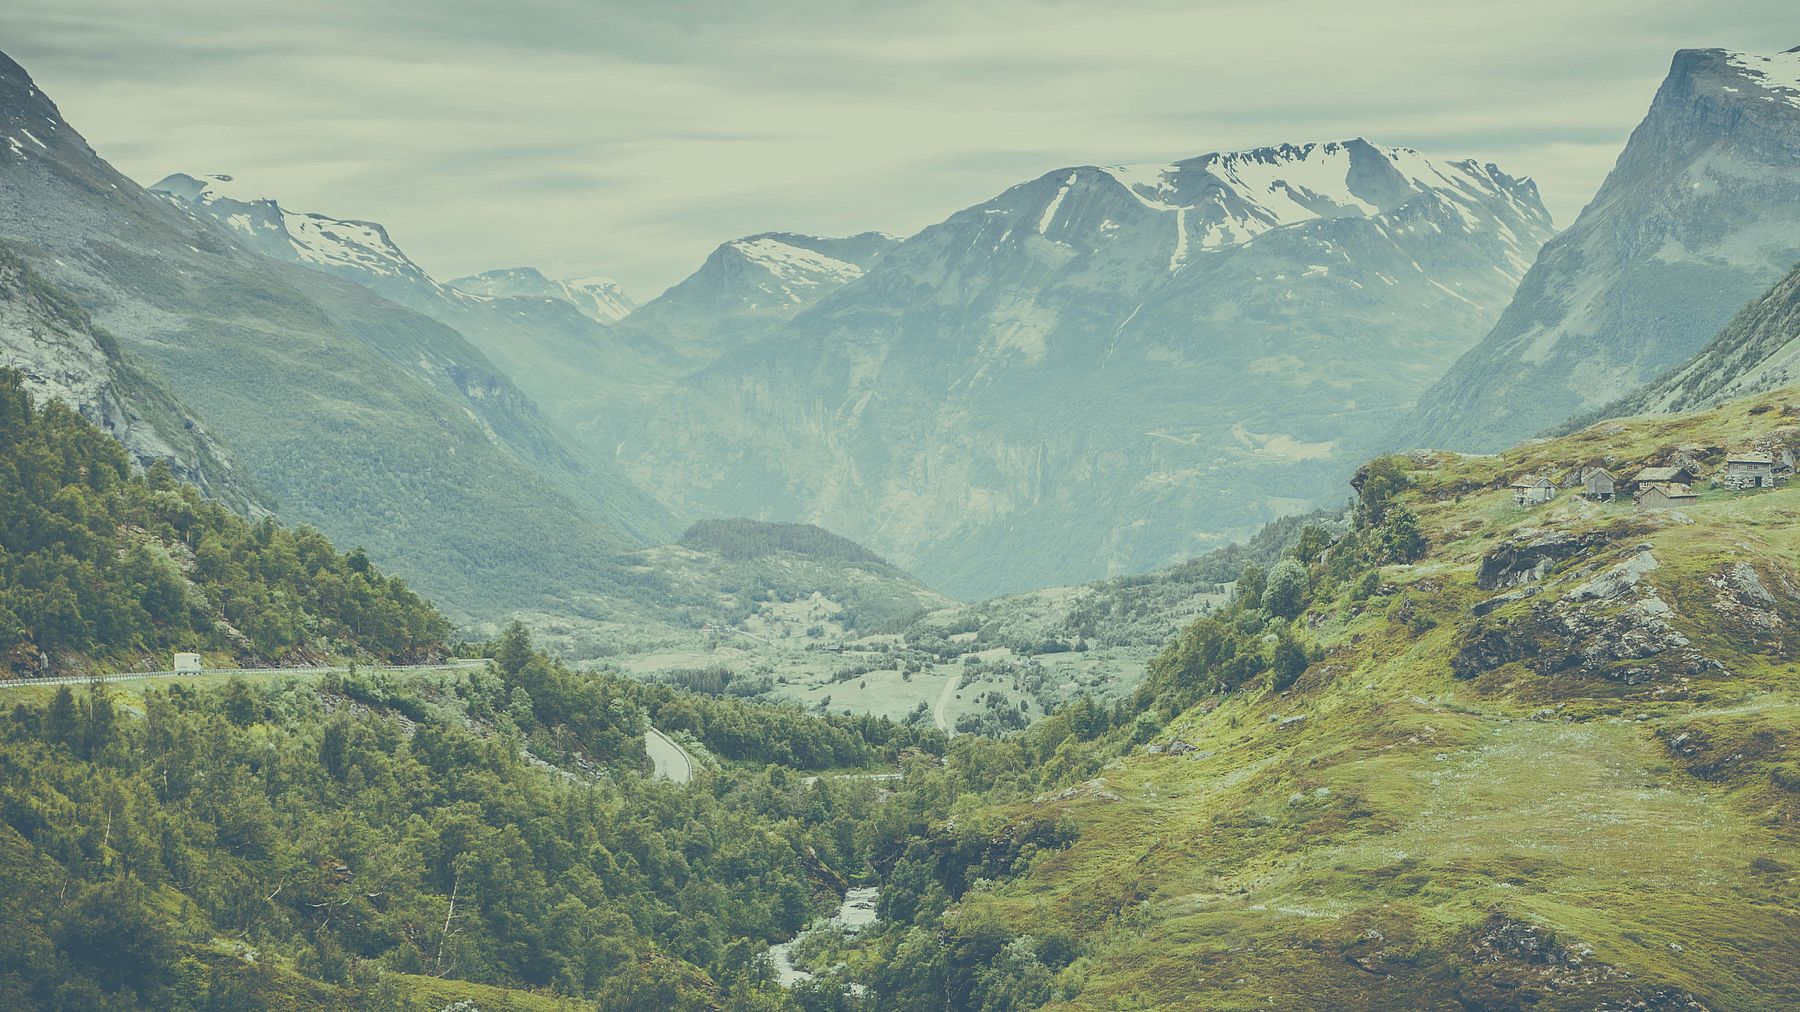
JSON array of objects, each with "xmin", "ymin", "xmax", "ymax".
[
  {"xmin": 1725, "ymin": 48, "xmax": 1800, "ymax": 107},
  {"xmin": 152, "ymin": 173, "xmax": 445, "ymax": 293},
  {"xmin": 1038, "ymin": 172, "xmax": 1077, "ymax": 234},
  {"xmin": 727, "ymin": 237, "xmax": 864, "ymax": 305},
  {"xmin": 1084, "ymin": 140, "xmax": 1540, "ymax": 268}
]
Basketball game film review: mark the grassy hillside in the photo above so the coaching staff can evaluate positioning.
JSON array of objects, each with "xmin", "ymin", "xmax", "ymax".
[{"xmin": 820, "ymin": 387, "xmax": 1800, "ymax": 1008}]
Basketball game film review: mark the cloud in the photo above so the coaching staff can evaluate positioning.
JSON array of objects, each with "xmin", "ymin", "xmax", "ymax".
[{"xmin": 3, "ymin": 0, "xmax": 1794, "ymax": 297}]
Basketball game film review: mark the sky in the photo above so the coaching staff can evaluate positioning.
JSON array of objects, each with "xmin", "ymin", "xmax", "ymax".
[{"xmin": 4, "ymin": 1, "xmax": 1794, "ymax": 299}]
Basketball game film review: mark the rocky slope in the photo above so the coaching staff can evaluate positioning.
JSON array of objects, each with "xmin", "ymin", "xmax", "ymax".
[
  {"xmin": 1592, "ymin": 257, "xmax": 1800, "ymax": 420},
  {"xmin": 1394, "ymin": 46, "xmax": 1800, "ymax": 452},
  {"xmin": 603, "ymin": 139, "xmax": 1553, "ymax": 598},
  {"xmin": 0, "ymin": 48, "xmax": 673, "ymax": 618},
  {"xmin": 0, "ymin": 243, "xmax": 261, "ymax": 513},
  {"xmin": 448, "ymin": 265, "xmax": 637, "ymax": 324}
]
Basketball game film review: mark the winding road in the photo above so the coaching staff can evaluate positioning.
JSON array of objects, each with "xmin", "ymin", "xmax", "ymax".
[
  {"xmin": 0, "ymin": 660, "xmax": 485, "ymax": 691},
  {"xmin": 933, "ymin": 675, "xmax": 959, "ymax": 734},
  {"xmin": 644, "ymin": 725, "xmax": 694, "ymax": 784}
]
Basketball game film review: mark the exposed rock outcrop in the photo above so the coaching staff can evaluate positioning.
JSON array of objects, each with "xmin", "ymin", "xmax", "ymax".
[{"xmin": 1475, "ymin": 529, "xmax": 1615, "ymax": 590}]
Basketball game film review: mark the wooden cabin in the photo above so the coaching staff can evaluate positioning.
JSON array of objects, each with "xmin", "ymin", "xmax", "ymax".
[
  {"xmin": 1511, "ymin": 476, "xmax": 1557, "ymax": 506},
  {"xmin": 1630, "ymin": 464, "xmax": 1699, "ymax": 490},
  {"xmin": 1635, "ymin": 482, "xmax": 1698, "ymax": 510},
  {"xmin": 1580, "ymin": 467, "xmax": 1616, "ymax": 501}
]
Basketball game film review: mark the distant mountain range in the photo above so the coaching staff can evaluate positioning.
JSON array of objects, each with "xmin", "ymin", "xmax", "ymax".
[
  {"xmin": 614, "ymin": 231, "xmax": 900, "ymax": 361},
  {"xmin": 148, "ymin": 171, "xmax": 678, "ymax": 451},
  {"xmin": 592, "ymin": 139, "xmax": 1553, "ymax": 596},
  {"xmin": 448, "ymin": 266, "xmax": 637, "ymax": 325},
  {"xmin": 13, "ymin": 37, "xmax": 1799, "ymax": 617},
  {"xmin": 1391, "ymin": 46, "xmax": 1800, "ymax": 452}
]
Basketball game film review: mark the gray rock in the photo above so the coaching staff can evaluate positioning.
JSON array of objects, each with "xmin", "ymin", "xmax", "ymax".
[{"xmin": 1393, "ymin": 47, "xmax": 1800, "ymax": 451}]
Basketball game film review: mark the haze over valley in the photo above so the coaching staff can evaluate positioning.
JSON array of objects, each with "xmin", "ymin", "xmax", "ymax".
[{"xmin": 1, "ymin": 5, "xmax": 1799, "ymax": 1009}]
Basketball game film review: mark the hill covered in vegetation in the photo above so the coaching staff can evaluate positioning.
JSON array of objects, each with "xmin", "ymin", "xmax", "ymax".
[
  {"xmin": 0, "ymin": 627, "xmax": 942, "ymax": 1009},
  {"xmin": 794, "ymin": 385, "xmax": 1800, "ymax": 1008},
  {"xmin": 681, "ymin": 520, "xmax": 892, "ymax": 567},
  {"xmin": 0, "ymin": 369, "xmax": 447, "ymax": 675}
]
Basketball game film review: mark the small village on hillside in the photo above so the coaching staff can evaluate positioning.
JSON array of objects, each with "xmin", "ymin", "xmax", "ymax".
[{"xmin": 1509, "ymin": 440, "xmax": 1796, "ymax": 509}]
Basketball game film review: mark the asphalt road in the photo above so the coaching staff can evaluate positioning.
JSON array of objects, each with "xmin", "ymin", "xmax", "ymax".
[
  {"xmin": 644, "ymin": 725, "xmax": 694, "ymax": 783},
  {"xmin": 0, "ymin": 659, "xmax": 485, "ymax": 690}
]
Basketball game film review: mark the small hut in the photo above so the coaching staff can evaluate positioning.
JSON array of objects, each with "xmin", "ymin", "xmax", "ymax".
[
  {"xmin": 1721, "ymin": 451, "xmax": 1776, "ymax": 490},
  {"xmin": 1511, "ymin": 476, "xmax": 1557, "ymax": 506},
  {"xmin": 1629, "ymin": 464, "xmax": 1699, "ymax": 491},
  {"xmin": 1635, "ymin": 483, "xmax": 1698, "ymax": 510},
  {"xmin": 1580, "ymin": 467, "xmax": 1616, "ymax": 501}
]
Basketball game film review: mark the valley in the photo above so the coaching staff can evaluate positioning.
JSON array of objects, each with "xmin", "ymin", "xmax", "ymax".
[{"xmin": 1, "ymin": 18, "xmax": 1799, "ymax": 1011}]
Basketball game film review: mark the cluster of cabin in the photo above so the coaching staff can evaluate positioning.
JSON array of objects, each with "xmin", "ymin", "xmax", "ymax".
[{"xmin": 1509, "ymin": 445, "xmax": 1795, "ymax": 510}]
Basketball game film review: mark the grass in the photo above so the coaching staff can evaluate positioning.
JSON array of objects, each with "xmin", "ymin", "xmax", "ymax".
[{"xmin": 931, "ymin": 388, "xmax": 1800, "ymax": 1007}]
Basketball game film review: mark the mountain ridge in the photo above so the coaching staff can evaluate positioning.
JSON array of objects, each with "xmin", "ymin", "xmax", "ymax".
[
  {"xmin": 0, "ymin": 47, "xmax": 679, "ymax": 619},
  {"xmin": 594, "ymin": 136, "xmax": 1554, "ymax": 598},
  {"xmin": 1390, "ymin": 46, "xmax": 1800, "ymax": 453}
]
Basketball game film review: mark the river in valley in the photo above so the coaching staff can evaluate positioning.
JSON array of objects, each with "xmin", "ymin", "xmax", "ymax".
[{"xmin": 767, "ymin": 886, "xmax": 880, "ymax": 986}]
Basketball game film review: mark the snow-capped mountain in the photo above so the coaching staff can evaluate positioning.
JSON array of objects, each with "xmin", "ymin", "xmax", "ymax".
[
  {"xmin": 1027, "ymin": 141, "xmax": 1544, "ymax": 272},
  {"xmin": 597, "ymin": 138, "xmax": 1554, "ymax": 597},
  {"xmin": 151, "ymin": 172, "xmax": 446, "ymax": 295},
  {"xmin": 154, "ymin": 171, "xmax": 682, "ymax": 447},
  {"xmin": 0, "ymin": 46, "xmax": 681, "ymax": 619},
  {"xmin": 449, "ymin": 266, "xmax": 637, "ymax": 325},
  {"xmin": 1392, "ymin": 46, "xmax": 1800, "ymax": 452},
  {"xmin": 618, "ymin": 231, "xmax": 899, "ymax": 359}
]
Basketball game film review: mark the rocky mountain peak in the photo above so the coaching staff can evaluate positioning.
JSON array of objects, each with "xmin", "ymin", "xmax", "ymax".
[
  {"xmin": 448, "ymin": 266, "xmax": 637, "ymax": 324},
  {"xmin": 1390, "ymin": 45, "xmax": 1800, "ymax": 454},
  {"xmin": 151, "ymin": 171, "xmax": 445, "ymax": 294}
]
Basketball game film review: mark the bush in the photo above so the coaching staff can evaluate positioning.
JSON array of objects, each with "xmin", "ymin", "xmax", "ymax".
[{"xmin": 1262, "ymin": 559, "xmax": 1308, "ymax": 619}]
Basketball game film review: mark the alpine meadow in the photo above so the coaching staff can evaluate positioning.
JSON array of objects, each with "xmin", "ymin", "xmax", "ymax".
[{"xmin": 3, "ymin": 3, "xmax": 1800, "ymax": 1009}]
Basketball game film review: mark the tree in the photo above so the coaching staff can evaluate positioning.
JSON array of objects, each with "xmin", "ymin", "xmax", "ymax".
[
  {"xmin": 1235, "ymin": 563, "xmax": 1267, "ymax": 608},
  {"xmin": 1271, "ymin": 634, "xmax": 1309, "ymax": 691},
  {"xmin": 1290, "ymin": 523, "xmax": 1334, "ymax": 564},
  {"xmin": 1354, "ymin": 456, "xmax": 1411, "ymax": 528},
  {"xmin": 1261, "ymin": 559, "xmax": 1308, "ymax": 619},
  {"xmin": 1379, "ymin": 507, "xmax": 1428, "ymax": 564},
  {"xmin": 54, "ymin": 874, "xmax": 177, "ymax": 994},
  {"xmin": 495, "ymin": 621, "xmax": 533, "ymax": 681}
]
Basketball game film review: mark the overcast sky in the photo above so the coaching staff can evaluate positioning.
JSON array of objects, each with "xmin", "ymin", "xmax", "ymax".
[{"xmin": 4, "ymin": 1, "xmax": 1794, "ymax": 297}]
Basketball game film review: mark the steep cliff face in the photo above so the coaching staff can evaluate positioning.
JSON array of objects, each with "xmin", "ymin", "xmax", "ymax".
[
  {"xmin": 602, "ymin": 140, "xmax": 1552, "ymax": 597},
  {"xmin": 0, "ymin": 245, "xmax": 261, "ymax": 513},
  {"xmin": 1594, "ymin": 258, "xmax": 1800, "ymax": 419},
  {"xmin": 1394, "ymin": 47, "xmax": 1800, "ymax": 451}
]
